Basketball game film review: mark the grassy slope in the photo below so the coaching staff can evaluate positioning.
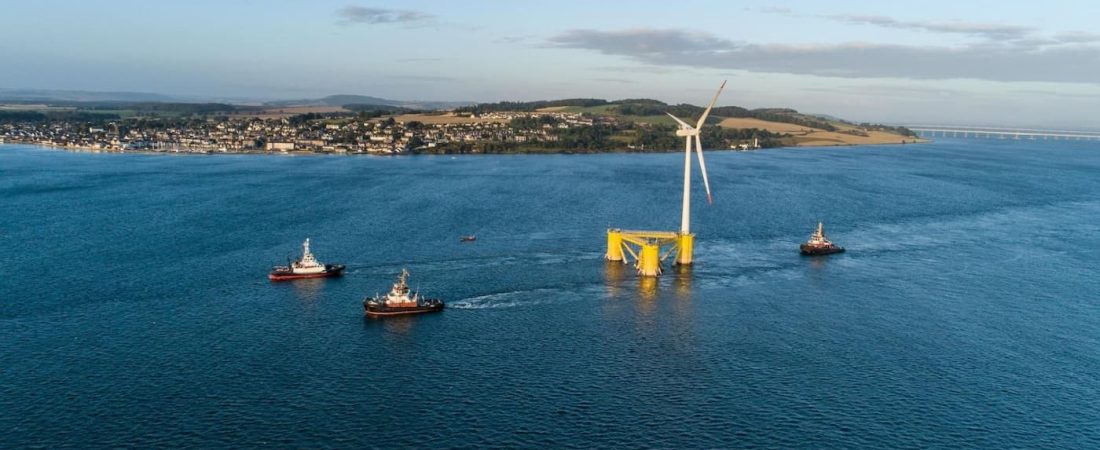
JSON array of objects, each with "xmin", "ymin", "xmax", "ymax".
[
  {"xmin": 550, "ymin": 105, "xmax": 919, "ymax": 147},
  {"xmin": 719, "ymin": 117, "xmax": 923, "ymax": 146}
]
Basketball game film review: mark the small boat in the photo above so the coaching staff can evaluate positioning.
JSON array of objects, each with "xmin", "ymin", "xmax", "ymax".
[
  {"xmin": 800, "ymin": 222, "xmax": 845, "ymax": 256},
  {"xmin": 269, "ymin": 238, "xmax": 346, "ymax": 281},
  {"xmin": 460, "ymin": 235, "xmax": 477, "ymax": 242},
  {"xmin": 364, "ymin": 269, "xmax": 444, "ymax": 317}
]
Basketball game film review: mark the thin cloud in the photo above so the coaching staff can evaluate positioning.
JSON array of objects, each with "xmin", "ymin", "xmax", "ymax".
[
  {"xmin": 393, "ymin": 57, "xmax": 448, "ymax": 62},
  {"xmin": 597, "ymin": 65, "xmax": 680, "ymax": 75},
  {"xmin": 551, "ymin": 29, "xmax": 731, "ymax": 55},
  {"xmin": 594, "ymin": 77, "xmax": 639, "ymax": 84},
  {"xmin": 336, "ymin": 6, "xmax": 433, "ymax": 25},
  {"xmin": 831, "ymin": 15, "xmax": 1033, "ymax": 40},
  {"xmin": 1053, "ymin": 31, "xmax": 1100, "ymax": 44},
  {"xmin": 392, "ymin": 74, "xmax": 458, "ymax": 82},
  {"xmin": 1013, "ymin": 88, "xmax": 1100, "ymax": 99},
  {"xmin": 747, "ymin": 6, "xmax": 793, "ymax": 15},
  {"xmin": 814, "ymin": 84, "xmax": 974, "ymax": 98},
  {"xmin": 547, "ymin": 28, "xmax": 1100, "ymax": 84},
  {"xmin": 758, "ymin": 8, "xmax": 1100, "ymax": 48}
]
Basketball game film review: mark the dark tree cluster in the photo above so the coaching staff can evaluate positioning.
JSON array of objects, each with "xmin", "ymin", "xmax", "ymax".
[{"xmin": 860, "ymin": 123, "xmax": 917, "ymax": 137}]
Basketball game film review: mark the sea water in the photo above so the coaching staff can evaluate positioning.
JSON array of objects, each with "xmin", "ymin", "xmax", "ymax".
[{"xmin": 2, "ymin": 140, "xmax": 1099, "ymax": 448}]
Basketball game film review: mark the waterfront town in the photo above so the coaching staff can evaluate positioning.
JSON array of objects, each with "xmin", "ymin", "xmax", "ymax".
[
  {"xmin": 0, "ymin": 111, "xmax": 568, "ymax": 154},
  {"xmin": 0, "ymin": 108, "xmax": 776, "ymax": 154}
]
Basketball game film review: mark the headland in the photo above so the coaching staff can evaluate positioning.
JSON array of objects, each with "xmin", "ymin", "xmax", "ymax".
[{"xmin": 0, "ymin": 95, "xmax": 922, "ymax": 155}]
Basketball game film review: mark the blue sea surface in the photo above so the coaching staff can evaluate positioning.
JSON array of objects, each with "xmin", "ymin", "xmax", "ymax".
[{"xmin": 2, "ymin": 140, "xmax": 1099, "ymax": 448}]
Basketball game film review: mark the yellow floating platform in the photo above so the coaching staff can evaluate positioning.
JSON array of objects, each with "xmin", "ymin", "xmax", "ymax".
[{"xmin": 606, "ymin": 229, "xmax": 694, "ymax": 277}]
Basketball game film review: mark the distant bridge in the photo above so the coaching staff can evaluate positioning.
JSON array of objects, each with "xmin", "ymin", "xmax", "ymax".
[{"xmin": 908, "ymin": 125, "xmax": 1100, "ymax": 141}]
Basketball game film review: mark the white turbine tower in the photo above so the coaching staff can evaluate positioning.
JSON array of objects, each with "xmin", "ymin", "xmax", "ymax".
[{"xmin": 666, "ymin": 80, "xmax": 726, "ymax": 234}]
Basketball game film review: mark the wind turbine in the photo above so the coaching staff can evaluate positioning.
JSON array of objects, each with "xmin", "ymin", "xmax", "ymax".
[
  {"xmin": 603, "ymin": 80, "xmax": 728, "ymax": 275},
  {"xmin": 666, "ymin": 80, "xmax": 726, "ymax": 234}
]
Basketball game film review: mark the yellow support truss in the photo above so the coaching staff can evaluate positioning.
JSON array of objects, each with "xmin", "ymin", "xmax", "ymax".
[{"xmin": 606, "ymin": 229, "xmax": 694, "ymax": 277}]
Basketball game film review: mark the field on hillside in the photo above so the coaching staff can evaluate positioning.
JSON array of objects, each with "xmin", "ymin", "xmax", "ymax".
[
  {"xmin": 230, "ymin": 106, "xmax": 350, "ymax": 119},
  {"xmin": 720, "ymin": 117, "xmax": 922, "ymax": 146},
  {"xmin": 540, "ymin": 106, "xmax": 686, "ymax": 127},
  {"xmin": 0, "ymin": 104, "xmax": 76, "ymax": 111},
  {"xmin": 719, "ymin": 118, "xmax": 815, "ymax": 133},
  {"xmin": 0, "ymin": 104, "xmax": 142, "ymax": 118},
  {"xmin": 389, "ymin": 113, "xmax": 508, "ymax": 125},
  {"xmin": 540, "ymin": 105, "xmax": 917, "ymax": 146}
]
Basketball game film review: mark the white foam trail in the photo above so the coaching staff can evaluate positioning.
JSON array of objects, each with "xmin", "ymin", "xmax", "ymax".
[
  {"xmin": 450, "ymin": 288, "xmax": 560, "ymax": 310},
  {"xmin": 450, "ymin": 286, "xmax": 599, "ymax": 310}
]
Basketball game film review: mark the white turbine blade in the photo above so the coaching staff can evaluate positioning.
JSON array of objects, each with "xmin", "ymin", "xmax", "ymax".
[
  {"xmin": 694, "ymin": 134, "xmax": 713, "ymax": 204},
  {"xmin": 665, "ymin": 113, "xmax": 691, "ymax": 129},
  {"xmin": 695, "ymin": 80, "xmax": 727, "ymax": 129}
]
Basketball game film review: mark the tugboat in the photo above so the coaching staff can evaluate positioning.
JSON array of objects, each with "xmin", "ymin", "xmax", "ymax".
[
  {"xmin": 364, "ymin": 269, "xmax": 444, "ymax": 317},
  {"xmin": 268, "ymin": 238, "xmax": 346, "ymax": 281},
  {"xmin": 800, "ymin": 222, "xmax": 846, "ymax": 256}
]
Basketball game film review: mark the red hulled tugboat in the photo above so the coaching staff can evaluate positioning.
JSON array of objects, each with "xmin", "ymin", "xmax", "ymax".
[
  {"xmin": 364, "ymin": 269, "xmax": 444, "ymax": 317},
  {"xmin": 800, "ymin": 222, "xmax": 845, "ymax": 256},
  {"xmin": 268, "ymin": 238, "xmax": 346, "ymax": 281}
]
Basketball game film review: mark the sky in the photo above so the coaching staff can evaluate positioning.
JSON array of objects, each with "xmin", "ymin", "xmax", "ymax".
[{"xmin": 3, "ymin": 0, "xmax": 1100, "ymax": 128}]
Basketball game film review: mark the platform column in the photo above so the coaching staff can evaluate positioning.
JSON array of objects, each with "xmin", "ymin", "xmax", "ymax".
[
  {"xmin": 637, "ymin": 242, "xmax": 662, "ymax": 277},
  {"xmin": 676, "ymin": 233, "xmax": 694, "ymax": 266},
  {"xmin": 606, "ymin": 229, "xmax": 624, "ymax": 262}
]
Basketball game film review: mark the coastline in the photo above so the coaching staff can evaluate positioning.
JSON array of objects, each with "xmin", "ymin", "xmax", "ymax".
[
  {"xmin": 788, "ymin": 137, "xmax": 930, "ymax": 148},
  {"xmin": 1, "ymin": 138, "xmax": 929, "ymax": 157}
]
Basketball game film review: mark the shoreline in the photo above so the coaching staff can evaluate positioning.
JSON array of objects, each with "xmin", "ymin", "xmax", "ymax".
[
  {"xmin": 0, "ymin": 138, "xmax": 930, "ymax": 157},
  {"xmin": 789, "ymin": 138, "xmax": 930, "ymax": 148}
]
